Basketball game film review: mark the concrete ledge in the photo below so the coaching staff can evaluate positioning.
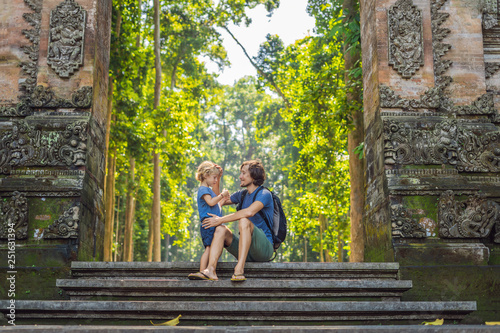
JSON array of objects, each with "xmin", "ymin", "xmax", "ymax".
[
  {"xmin": 70, "ymin": 262, "xmax": 400, "ymax": 279},
  {"xmin": 0, "ymin": 325, "xmax": 498, "ymax": 332},
  {"xmin": 56, "ymin": 279, "xmax": 412, "ymax": 300},
  {"xmin": 0, "ymin": 300, "xmax": 476, "ymax": 323}
]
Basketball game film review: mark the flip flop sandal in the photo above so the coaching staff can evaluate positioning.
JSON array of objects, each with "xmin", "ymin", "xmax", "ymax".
[
  {"xmin": 188, "ymin": 272, "xmax": 212, "ymax": 280},
  {"xmin": 231, "ymin": 274, "xmax": 246, "ymax": 282}
]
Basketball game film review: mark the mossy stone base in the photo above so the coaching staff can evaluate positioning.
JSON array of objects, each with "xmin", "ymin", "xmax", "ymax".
[{"xmin": 400, "ymin": 265, "xmax": 500, "ymax": 324}]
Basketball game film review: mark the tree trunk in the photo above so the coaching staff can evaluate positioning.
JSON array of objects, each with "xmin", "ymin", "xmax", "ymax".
[
  {"xmin": 123, "ymin": 157, "xmax": 136, "ymax": 262},
  {"xmin": 343, "ymin": 0, "xmax": 365, "ymax": 263},
  {"xmin": 103, "ymin": 149, "xmax": 116, "ymax": 261},
  {"xmin": 153, "ymin": 152, "xmax": 161, "ymax": 262},
  {"xmin": 114, "ymin": 195, "xmax": 121, "ymax": 262},
  {"xmin": 152, "ymin": 0, "xmax": 162, "ymax": 263},
  {"xmin": 319, "ymin": 214, "xmax": 325, "ymax": 262},
  {"xmin": 103, "ymin": 0, "xmax": 122, "ymax": 261},
  {"xmin": 165, "ymin": 234, "xmax": 170, "ymax": 262},
  {"xmin": 147, "ymin": 217, "xmax": 153, "ymax": 262},
  {"xmin": 304, "ymin": 237, "xmax": 307, "ymax": 262}
]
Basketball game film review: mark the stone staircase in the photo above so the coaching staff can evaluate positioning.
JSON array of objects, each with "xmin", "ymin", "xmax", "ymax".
[{"xmin": 0, "ymin": 262, "xmax": 476, "ymax": 326}]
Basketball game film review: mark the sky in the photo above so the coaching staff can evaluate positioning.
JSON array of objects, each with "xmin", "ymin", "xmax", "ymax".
[{"xmin": 204, "ymin": 0, "xmax": 316, "ymax": 85}]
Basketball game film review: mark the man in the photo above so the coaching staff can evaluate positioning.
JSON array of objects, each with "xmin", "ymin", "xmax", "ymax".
[{"xmin": 199, "ymin": 159, "xmax": 274, "ymax": 281}]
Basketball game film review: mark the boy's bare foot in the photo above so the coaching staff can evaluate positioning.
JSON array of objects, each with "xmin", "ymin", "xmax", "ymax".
[{"xmin": 201, "ymin": 267, "xmax": 218, "ymax": 281}]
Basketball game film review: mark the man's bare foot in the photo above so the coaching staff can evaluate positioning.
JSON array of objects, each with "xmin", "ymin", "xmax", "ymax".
[{"xmin": 201, "ymin": 267, "xmax": 218, "ymax": 281}]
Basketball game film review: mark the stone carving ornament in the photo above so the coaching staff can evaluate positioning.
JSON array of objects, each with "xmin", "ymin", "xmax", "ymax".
[
  {"xmin": 381, "ymin": 0, "xmax": 499, "ymax": 115},
  {"xmin": 485, "ymin": 63, "xmax": 500, "ymax": 78},
  {"xmin": 439, "ymin": 190, "xmax": 500, "ymax": 243},
  {"xmin": 392, "ymin": 204, "xmax": 427, "ymax": 238},
  {"xmin": 0, "ymin": 120, "xmax": 88, "ymax": 174},
  {"xmin": 0, "ymin": 192, "xmax": 28, "ymax": 239},
  {"xmin": 47, "ymin": 0, "xmax": 87, "ymax": 78},
  {"xmin": 483, "ymin": 0, "xmax": 499, "ymax": 30},
  {"xmin": 19, "ymin": 0, "xmax": 43, "ymax": 95},
  {"xmin": 388, "ymin": 0, "xmax": 424, "ymax": 79},
  {"xmin": 44, "ymin": 204, "xmax": 80, "ymax": 239},
  {"xmin": 384, "ymin": 119, "xmax": 500, "ymax": 172}
]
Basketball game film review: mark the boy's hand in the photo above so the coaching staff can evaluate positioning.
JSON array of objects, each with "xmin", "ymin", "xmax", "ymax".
[{"xmin": 221, "ymin": 189, "xmax": 229, "ymax": 197}]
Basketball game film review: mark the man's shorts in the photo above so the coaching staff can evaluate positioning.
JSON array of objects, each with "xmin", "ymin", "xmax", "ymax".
[{"xmin": 225, "ymin": 225, "xmax": 274, "ymax": 262}]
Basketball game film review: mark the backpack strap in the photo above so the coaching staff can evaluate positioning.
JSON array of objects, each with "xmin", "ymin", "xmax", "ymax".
[
  {"xmin": 236, "ymin": 190, "xmax": 248, "ymax": 211},
  {"xmin": 256, "ymin": 187, "xmax": 278, "ymax": 256}
]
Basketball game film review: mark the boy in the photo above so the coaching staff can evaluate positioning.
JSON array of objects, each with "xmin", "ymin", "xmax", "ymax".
[{"xmin": 188, "ymin": 161, "xmax": 229, "ymax": 280}]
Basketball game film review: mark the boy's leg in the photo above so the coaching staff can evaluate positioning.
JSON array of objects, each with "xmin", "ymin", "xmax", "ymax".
[
  {"xmin": 202, "ymin": 225, "xmax": 233, "ymax": 280},
  {"xmin": 233, "ymin": 218, "xmax": 254, "ymax": 277},
  {"xmin": 199, "ymin": 246, "xmax": 210, "ymax": 272}
]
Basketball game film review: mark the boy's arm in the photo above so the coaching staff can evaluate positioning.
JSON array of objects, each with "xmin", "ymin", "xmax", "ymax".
[
  {"xmin": 202, "ymin": 193, "xmax": 226, "ymax": 207},
  {"xmin": 201, "ymin": 201, "xmax": 264, "ymax": 228},
  {"xmin": 220, "ymin": 196, "xmax": 234, "ymax": 206}
]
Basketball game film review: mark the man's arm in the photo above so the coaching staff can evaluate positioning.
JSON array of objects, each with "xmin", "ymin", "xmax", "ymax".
[
  {"xmin": 202, "ymin": 201, "xmax": 264, "ymax": 229},
  {"xmin": 220, "ymin": 196, "xmax": 234, "ymax": 206},
  {"xmin": 212, "ymin": 164, "xmax": 223, "ymax": 196}
]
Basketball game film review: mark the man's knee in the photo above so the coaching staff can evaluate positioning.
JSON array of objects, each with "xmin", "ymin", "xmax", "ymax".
[{"xmin": 239, "ymin": 218, "xmax": 253, "ymax": 232}]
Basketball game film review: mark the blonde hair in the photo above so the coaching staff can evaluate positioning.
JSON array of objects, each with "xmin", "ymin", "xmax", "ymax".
[{"xmin": 196, "ymin": 161, "xmax": 220, "ymax": 182}]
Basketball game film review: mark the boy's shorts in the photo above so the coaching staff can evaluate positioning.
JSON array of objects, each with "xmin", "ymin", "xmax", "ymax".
[{"xmin": 225, "ymin": 225, "xmax": 274, "ymax": 262}]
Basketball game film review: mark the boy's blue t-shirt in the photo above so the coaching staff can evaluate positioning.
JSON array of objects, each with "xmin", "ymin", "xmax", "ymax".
[
  {"xmin": 197, "ymin": 186, "xmax": 222, "ymax": 247},
  {"xmin": 197, "ymin": 186, "xmax": 221, "ymax": 222},
  {"xmin": 230, "ymin": 187, "xmax": 274, "ymax": 244}
]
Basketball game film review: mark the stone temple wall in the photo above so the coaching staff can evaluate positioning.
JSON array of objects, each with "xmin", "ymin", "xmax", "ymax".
[
  {"xmin": 361, "ymin": 0, "xmax": 500, "ymax": 320},
  {"xmin": 0, "ymin": 0, "xmax": 111, "ymax": 294},
  {"xmin": 362, "ymin": 0, "xmax": 500, "ymax": 266}
]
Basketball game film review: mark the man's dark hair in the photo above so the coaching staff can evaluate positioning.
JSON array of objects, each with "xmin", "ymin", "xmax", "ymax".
[{"xmin": 241, "ymin": 160, "xmax": 266, "ymax": 186}]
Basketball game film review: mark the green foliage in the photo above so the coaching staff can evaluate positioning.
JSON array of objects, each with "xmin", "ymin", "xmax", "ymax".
[{"xmin": 109, "ymin": 0, "xmax": 360, "ymax": 263}]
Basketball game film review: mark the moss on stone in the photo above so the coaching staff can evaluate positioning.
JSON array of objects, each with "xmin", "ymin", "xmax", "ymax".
[{"xmin": 400, "ymin": 265, "xmax": 500, "ymax": 323}]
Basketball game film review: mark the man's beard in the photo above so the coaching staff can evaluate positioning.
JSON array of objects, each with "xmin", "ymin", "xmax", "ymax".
[{"xmin": 240, "ymin": 180, "xmax": 252, "ymax": 187}]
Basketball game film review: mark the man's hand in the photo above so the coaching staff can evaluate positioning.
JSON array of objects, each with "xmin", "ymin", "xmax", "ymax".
[
  {"xmin": 215, "ymin": 164, "xmax": 223, "ymax": 178},
  {"xmin": 202, "ymin": 213, "xmax": 222, "ymax": 229}
]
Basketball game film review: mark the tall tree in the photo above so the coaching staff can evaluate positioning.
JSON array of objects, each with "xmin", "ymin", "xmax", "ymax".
[
  {"xmin": 152, "ymin": 0, "xmax": 162, "ymax": 262},
  {"xmin": 342, "ymin": 0, "xmax": 365, "ymax": 262}
]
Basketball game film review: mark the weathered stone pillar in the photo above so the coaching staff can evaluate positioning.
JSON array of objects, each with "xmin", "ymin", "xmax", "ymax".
[
  {"xmin": 0, "ymin": 0, "xmax": 111, "ymax": 296},
  {"xmin": 361, "ymin": 0, "xmax": 500, "ymax": 265}
]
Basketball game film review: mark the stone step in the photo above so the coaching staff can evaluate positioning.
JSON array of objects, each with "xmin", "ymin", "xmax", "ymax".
[
  {"xmin": 0, "ymin": 300, "xmax": 476, "ymax": 325},
  {"xmin": 56, "ymin": 278, "xmax": 412, "ymax": 300},
  {"xmin": 1, "ymin": 326, "xmax": 498, "ymax": 332},
  {"xmin": 70, "ymin": 262, "xmax": 400, "ymax": 280}
]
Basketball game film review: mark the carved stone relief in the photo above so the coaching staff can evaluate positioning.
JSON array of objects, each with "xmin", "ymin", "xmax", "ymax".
[
  {"xmin": 29, "ymin": 85, "xmax": 92, "ymax": 108},
  {"xmin": 1, "ymin": 0, "xmax": 91, "ymax": 118},
  {"xmin": 19, "ymin": 0, "xmax": 43, "ymax": 96},
  {"xmin": 44, "ymin": 204, "xmax": 79, "ymax": 239},
  {"xmin": 0, "ymin": 0, "xmax": 45, "ymax": 117},
  {"xmin": 439, "ymin": 190, "xmax": 500, "ymax": 242},
  {"xmin": 0, "ymin": 119, "xmax": 88, "ymax": 174},
  {"xmin": 0, "ymin": 192, "xmax": 29, "ymax": 239},
  {"xmin": 391, "ymin": 204, "xmax": 427, "ymax": 238},
  {"xmin": 388, "ymin": 0, "xmax": 424, "ymax": 79},
  {"xmin": 384, "ymin": 118, "xmax": 500, "ymax": 172},
  {"xmin": 431, "ymin": 0, "xmax": 452, "ymax": 80},
  {"xmin": 0, "ymin": 87, "xmax": 93, "ymax": 117},
  {"xmin": 380, "ymin": 0, "xmax": 454, "ymax": 111},
  {"xmin": 47, "ymin": 0, "xmax": 87, "ymax": 78},
  {"xmin": 381, "ymin": 1, "xmax": 500, "ymax": 115},
  {"xmin": 483, "ymin": 0, "xmax": 499, "ymax": 30},
  {"xmin": 485, "ymin": 63, "xmax": 500, "ymax": 78}
]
